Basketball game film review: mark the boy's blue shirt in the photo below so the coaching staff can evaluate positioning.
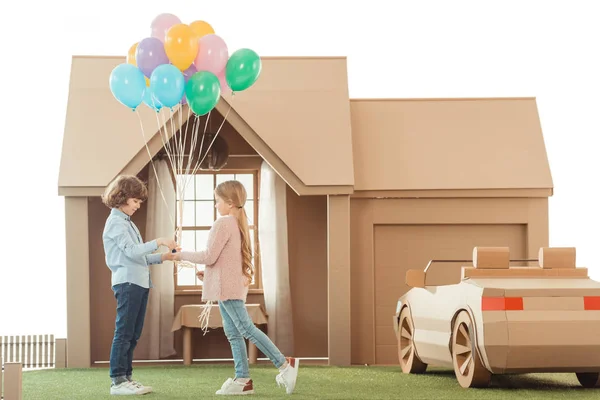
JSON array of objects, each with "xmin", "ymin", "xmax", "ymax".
[{"xmin": 102, "ymin": 208, "xmax": 162, "ymax": 289}]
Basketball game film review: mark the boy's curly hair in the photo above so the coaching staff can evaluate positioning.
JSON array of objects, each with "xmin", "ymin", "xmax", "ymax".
[{"xmin": 102, "ymin": 175, "xmax": 148, "ymax": 208}]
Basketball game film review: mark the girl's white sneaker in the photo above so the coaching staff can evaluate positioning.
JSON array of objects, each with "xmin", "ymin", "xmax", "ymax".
[
  {"xmin": 276, "ymin": 357, "xmax": 300, "ymax": 394},
  {"xmin": 215, "ymin": 378, "xmax": 255, "ymax": 395}
]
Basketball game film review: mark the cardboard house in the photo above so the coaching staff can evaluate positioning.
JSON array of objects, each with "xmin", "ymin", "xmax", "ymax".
[{"xmin": 58, "ymin": 55, "xmax": 553, "ymax": 368}]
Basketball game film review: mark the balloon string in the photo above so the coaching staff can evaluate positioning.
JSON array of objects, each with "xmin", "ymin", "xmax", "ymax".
[
  {"xmin": 135, "ymin": 109, "xmax": 175, "ymax": 229},
  {"xmin": 192, "ymin": 96, "xmax": 234, "ymax": 175}
]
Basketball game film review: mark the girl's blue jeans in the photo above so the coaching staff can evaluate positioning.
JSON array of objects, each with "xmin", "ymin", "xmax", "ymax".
[{"xmin": 219, "ymin": 300, "xmax": 286, "ymax": 378}]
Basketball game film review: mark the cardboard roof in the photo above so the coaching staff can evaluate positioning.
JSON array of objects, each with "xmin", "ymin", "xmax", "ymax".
[
  {"xmin": 58, "ymin": 55, "xmax": 355, "ymax": 195},
  {"xmin": 58, "ymin": 56, "xmax": 553, "ymax": 196},
  {"xmin": 350, "ymin": 98, "xmax": 553, "ymax": 191}
]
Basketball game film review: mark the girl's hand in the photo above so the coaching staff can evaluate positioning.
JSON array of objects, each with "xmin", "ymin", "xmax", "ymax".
[
  {"xmin": 196, "ymin": 270, "xmax": 205, "ymax": 281},
  {"xmin": 161, "ymin": 252, "xmax": 178, "ymax": 262}
]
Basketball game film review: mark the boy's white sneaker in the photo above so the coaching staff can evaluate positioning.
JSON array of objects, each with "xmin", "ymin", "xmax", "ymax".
[
  {"xmin": 276, "ymin": 357, "xmax": 300, "ymax": 394},
  {"xmin": 110, "ymin": 380, "xmax": 150, "ymax": 395},
  {"xmin": 215, "ymin": 378, "xmax": 255, "ymax": 395},
  {"xmin": 129, "ymin": 381, "xmax": 153, "ymax": 394}
]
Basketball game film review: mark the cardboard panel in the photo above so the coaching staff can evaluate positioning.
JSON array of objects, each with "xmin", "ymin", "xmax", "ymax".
[
  {"xmin": 480, "ymin": 312, "xmax": 509, "ymax": 372},
  {"xmin": 523, "ymin": 297, "xmax": 583, "ymax": 311},
  {"xmin": 350, "ymin": 98, "xmax": 553, "ymax": 191},
  {"xmin": 473, "ymin": 247, "xmax": 509, "ymax": 269},
  {"xmin": 539, "ymin": 247, "xmax": 576, "ymax": 269},
  {"xmin": 505, "ymin": 310, "xmax": 600, "ymax": 371},
  {"xmin": 220, "ymin": 57, "xmax": 354, "ymax": 187},
  {"xmin": 463, "ymin": 267, "xmax": 588, "ymax": 279}
]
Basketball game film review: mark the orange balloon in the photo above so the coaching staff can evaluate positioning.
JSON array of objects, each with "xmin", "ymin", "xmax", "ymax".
[
  {"xmin": 190, "ymin": 20, "xmax": 215, "ymax": 39},
  {"xmin": 127, "ymin": 42, "xmax": 138, "ymax": 66},
  {"xmin": 164, "ymin": 24, "xmax": 199, "ymax": 71}
]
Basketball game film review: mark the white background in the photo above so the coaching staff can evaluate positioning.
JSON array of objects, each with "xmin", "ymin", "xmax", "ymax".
[{"xmin": 0, "ymin": 0, "xmax": 598, "ymax": 338}]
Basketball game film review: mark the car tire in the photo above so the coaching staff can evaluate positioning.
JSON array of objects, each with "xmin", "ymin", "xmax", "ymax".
[
  {"xmin": 576, "ymin": 372, "xmax": 600, "ymax": 388},
  {"xmin": 451, "ymin": 310, "xmax": 491, "ymax": 388},
  {"xmin": 398, "ymin": 306, "xmax": 427, "ymax": 374}
]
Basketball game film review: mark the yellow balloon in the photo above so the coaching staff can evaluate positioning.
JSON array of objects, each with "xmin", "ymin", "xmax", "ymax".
[
  {"xmin": 127, "ymin": 42, "xmax": 138, "ymax": 66},
  {"xmin": 164, "ymin": 24, "xmax": 199, "ymax": 71},
  {"xmin": 145, "ymin": 77, "xmax": 150, "ymax": 87},
  {"xmin": 190, "ymin": 20, "xmax": 215, "ymax": 39}
]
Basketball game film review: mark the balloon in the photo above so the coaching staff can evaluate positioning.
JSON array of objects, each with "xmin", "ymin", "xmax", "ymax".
[
  {"xmin": 189, "ymin": 20, "xmax": 215, "ymax": 39},
  {"xmin": 216, "ymin": 69, "xmax": 232, "ymax": 95},
  {"xmin": 127, "ymin": 42, "xmax": 138, "ymax": 65},
  {"xmin": 164, "ymin": 24, "xmax": 198, "ymax": 71},
  {"xmin": 194, "ymin": 34, "xmax": 228, "ymax": 75},
  {"xmin": 143, "ymin": 86, "xmax": 163, "ymax": 112},
  {"xmin": 181, "ymin": 63, "xmax": 197, "ymax": 104},
  {"xmin": 128, "ymin": 42, "xmax": 149, "ymax": 87},
  {"xmin": 151, "ymin": 13, "xmax": 181, "ymax": 42},
  {"xmin": 136, "ymin": 37, "xmax": 169, "ymax": 78},
  {"xmin": 150, "ymin": 64, "xmax": 185, "ymax": 108},
  {"xmin": 225, "ymin": 48, "xmax": 262, "ymax": 92},
  {"xmin": 185, "ymin": 71, "xmax": 221, "ymax": 116},
  {"xmin": 109, "ymin": 63, "xmax": 146, "ymax": 110}
]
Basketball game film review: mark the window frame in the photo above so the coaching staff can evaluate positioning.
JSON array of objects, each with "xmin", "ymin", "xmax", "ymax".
[{"xmin": 173, "ymin": 168, "xmax": 262, "ymax": 295}]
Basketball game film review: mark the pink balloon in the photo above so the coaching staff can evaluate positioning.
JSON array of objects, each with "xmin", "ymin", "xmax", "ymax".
[
  {"xmin": 150, "ymin": 13, "xmax": 181, "ymax": 42},
  {"xmin": 181, "ymin": 64, "xmax": 197, "ymax": 105},
  {"xmin": 217, "ymin": 69, "xmax": 232, "ymax": 95},
  {"xmin": 194, "ymin": 34, "xmax": 229, "ymax": 75}
]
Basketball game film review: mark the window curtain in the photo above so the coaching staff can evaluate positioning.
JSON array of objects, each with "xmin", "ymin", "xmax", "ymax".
[
  {"xmin": 258, "ymin": 161, "xmax": 294, "ymax": 355},
  {"xmin": 136, "ymin": 159, "xmax": 177, "ymax": 359}
]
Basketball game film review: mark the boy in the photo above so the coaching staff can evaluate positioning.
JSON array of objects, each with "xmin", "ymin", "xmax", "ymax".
[{"xmin": 101, "ymin": 175, "xmax": 178, "ymax": 395}]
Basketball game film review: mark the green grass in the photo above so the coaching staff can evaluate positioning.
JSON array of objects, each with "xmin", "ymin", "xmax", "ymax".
[{"xmin": 21, "ymin": 364, "xmax": 598, "ymax": 399}]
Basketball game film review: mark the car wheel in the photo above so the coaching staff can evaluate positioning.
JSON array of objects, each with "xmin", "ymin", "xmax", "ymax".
[
  {"xmin": 576, "ymin": 372, "xmax": 600, "ymax": 388},
  {"xmin": 451, "ymin": 311, "xmax": 491, "ymax": 388},
  {"xmin": 398, "ymin": 306, "xmax": 427, "ymax": 374}
]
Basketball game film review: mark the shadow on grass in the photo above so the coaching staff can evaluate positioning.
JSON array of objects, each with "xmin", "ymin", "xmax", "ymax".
[
  {"xmin": 489, "ymin": 374, "xmax": 581, "ymax": 390},
  {"xmin": 417, "ymin": 368, "xmax": 585, "ymax": 391}
]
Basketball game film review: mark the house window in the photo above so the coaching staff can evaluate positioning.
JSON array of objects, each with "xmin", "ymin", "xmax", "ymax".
[{"xmin": 174, "ymin": 171, "xmax": 260, "ymax": 291}]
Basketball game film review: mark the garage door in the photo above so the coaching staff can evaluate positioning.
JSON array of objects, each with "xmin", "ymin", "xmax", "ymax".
[{"xmin": 374, "ymin": 223, "xmax": 527, "ymax": 365}]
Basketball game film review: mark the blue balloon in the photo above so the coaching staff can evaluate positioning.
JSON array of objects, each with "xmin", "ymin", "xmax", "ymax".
[
  {"xmin": 150, "ymin": 64, "xmax": 185, "ymax": 108},
  {"xmin": 143, "ymin": 86, "xmax": 163, "ymax": 112},
  {"xmin": 109, "ymin": 63, "xmax": 146, "ymax": 110}
]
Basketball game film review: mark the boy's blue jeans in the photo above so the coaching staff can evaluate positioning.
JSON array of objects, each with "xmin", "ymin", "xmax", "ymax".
[
  {"xmin": 219, "ymin": 300, "xmax": 287, "ymax": 378},
  {"xmin": 109, "ymin": 282, "xmax": 149, "ymax": 384}
]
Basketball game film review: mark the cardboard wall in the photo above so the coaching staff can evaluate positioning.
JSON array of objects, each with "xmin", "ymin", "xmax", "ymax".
[
  {"xmin": 350, "ymin": 196, "xmax": 549, "ymax": 365},
  {"xmin": 286, "ymin": 187, "xmax": 328, "ymax": 357}
]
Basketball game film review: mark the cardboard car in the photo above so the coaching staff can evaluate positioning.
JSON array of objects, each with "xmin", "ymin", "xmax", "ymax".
[{"xmin": 393, "ymin": 246, "xmax": 600, "ymax": 388}]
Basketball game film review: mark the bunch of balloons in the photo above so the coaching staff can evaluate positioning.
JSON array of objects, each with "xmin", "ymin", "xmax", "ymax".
[{"xmin": 109, "ymin": 13, "xmax": 262, "ymax": 115}]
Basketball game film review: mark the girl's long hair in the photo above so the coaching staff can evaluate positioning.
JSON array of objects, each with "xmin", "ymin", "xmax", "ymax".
[{"xmin": 215, "ymin": 180, "xmax": 254, "ymax": 285}]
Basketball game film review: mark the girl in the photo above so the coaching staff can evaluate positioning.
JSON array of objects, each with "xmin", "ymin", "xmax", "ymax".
[
  {"xmin": 175, "ymin": 180, "xmax": 299, "ymax": 396},
  {"xmin": 102, "ymin": 174, "xmax": 178, "ymax": 395}
]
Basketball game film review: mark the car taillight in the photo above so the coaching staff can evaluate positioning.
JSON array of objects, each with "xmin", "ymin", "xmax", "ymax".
[
  {"xmin": 584, "ymin": 296, "xmax": 600, "ymax": 310},
  {"xmin": 481, "ymin": 297, "xmax": 523, "ymax": 311}
]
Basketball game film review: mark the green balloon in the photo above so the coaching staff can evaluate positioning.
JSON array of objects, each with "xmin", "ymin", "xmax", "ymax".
[
  {"xmin": 184, "ymin": 71, "xmax": 221, "ymax": 116},
  {"xmin": 225, "ymin": 48, "xmax": 262, "ymax": 92}
]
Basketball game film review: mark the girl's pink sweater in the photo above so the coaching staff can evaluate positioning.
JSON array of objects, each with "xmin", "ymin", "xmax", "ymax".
[{"xmin": 179, "ymin": 215, "xmax": 248, "ymax": 302}]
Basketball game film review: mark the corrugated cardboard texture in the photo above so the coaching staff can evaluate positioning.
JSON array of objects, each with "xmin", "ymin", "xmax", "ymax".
[
  {"xmin": 463, "ymin": 267, "xmax": 588, "ymax": 279},
  {"xmin": 539, "ymin": 247, "xmax": 576, "ymax": 269},
  {"xmin": 59, "ymin": 56, "xmax": 355, "ymax": 190},
  {"xmin": 350, "ymin": 98, "xmax": 553, "ymax": 191},
  {"xmin": 473, "ymin": 247, "xmax": 510, "ymax": 269}
]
